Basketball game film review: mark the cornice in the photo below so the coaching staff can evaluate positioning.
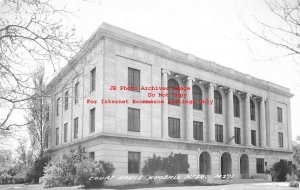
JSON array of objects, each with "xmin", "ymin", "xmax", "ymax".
[{"xmin": 46, "ymin": 23, "xmax": 293, "ymax": 98}]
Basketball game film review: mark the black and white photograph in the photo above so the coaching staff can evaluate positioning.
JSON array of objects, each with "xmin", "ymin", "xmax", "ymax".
[{"xmin": 1, "ymin": 0, "xmax": 300, "ymax": 189}]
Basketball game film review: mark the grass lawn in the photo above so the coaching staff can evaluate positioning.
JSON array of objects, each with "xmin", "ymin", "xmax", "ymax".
[{"xmin": 0, "ymin": 182, "xmax": 296, "ymax": 190}]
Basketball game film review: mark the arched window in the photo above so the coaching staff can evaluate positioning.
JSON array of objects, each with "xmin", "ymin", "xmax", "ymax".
[
  {"xmin": 199, "ymin": 152, "xmax": 211, "ymax": 175},
  {"xmin": 168, "ymin": 79, "xmax": 180, "ymax": 106},
  {"xmin": 214, "ymin": 91, "xmax": 222, "ymax": 114},
  {"xmin": 193, "ymin": 85, "xmax": 202, "ymax": 110},
  {"xmin": 250, "ymin": 100, "xmax": 255, "ymax": 120},
  {"xmin": 233, "ymin": 95, "xmax": 240, "ymax": 117}
]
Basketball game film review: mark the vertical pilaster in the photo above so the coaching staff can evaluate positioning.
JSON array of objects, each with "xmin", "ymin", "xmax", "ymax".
[
  {"xmin": 227, "ymin": 88, "xmax": 235, "ymax": 144},
  {"xmin": 186, "ymin": 77, "xmax": 195, "ymax": 140},
  {"xmin": 259, "ymin": 97, "xmax": 267, "ymax": 147},
  {"xmin": 161, "ymin": 69, "xmax": 170, "ymax": 139},
  {"xmin": 244, "ymin": 93, "xmax": 252, "ymax": 146},
  {"xmin": 207, "ymin": 83, "xmax": 216, "ymax": 143}
]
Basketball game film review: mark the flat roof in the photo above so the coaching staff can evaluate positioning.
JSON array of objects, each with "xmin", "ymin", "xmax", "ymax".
[{"xmin": 47, "ymin": 23, "xmax": 293, "ymax": 98}]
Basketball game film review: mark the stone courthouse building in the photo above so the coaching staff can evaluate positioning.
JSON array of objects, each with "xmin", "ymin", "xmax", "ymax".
[{"xmin": 46, "ymin": 23, "xmax": 293, "ymax": 182}]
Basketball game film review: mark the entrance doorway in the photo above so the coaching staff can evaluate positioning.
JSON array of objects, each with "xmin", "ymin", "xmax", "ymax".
[{"xmin": 221, "ymin": 152, "xmax": 232, "ymax": 175}]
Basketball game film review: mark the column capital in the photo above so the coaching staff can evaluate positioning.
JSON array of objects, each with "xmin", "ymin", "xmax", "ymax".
[
  {"xmin": 186, "ymin": 76, "xmax": 195, "ymax": 82},
  {"xmin": 162, "ymin": 69, "xmax": 171, "ymax": 75},
  {"xmin": 205, "ymin": 82, "xmax": 216, "ymax": 88},
  {"xmin": 256, "ymin": 97, "xmax": 268, "ymax": 103},
  {"xmin": 242, "ymin": 93, "xmax": 251, "ymax": 98},
  {"xmin": 225, "ymin": 88, "xmax": 235, "ymax": 94}
]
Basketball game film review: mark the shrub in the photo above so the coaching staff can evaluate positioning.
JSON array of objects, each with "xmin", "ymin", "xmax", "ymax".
[
  {"xmin": 76, "ymin": 160, "xmax": 115, "ymax": 187},
  {"xmin": 271, "ymin": 160, "xmax": 295, "ymax": 181},
  {"xmin": 163, "ymin": 153, "xmax": 189, "ymax": 176},
  {"xmin": 142, "ymin": 154, "xmax": 163, "ymax": 184},
  {"xmin": 25, "ymin": 156, "xmax": 49, "ymax": 183},
  {"xmin": 40, "ymin": 148, "xmax": 115, "ymax": 188},
  {"xmin": 40, "ymin": 162, "xmax": 66, "ymax": 187},
  {"xmin": 289, "ymin": 180, "xmax": 299, "ymax": 187}
]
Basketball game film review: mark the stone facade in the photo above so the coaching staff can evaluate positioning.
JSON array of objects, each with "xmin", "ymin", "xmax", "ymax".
[{"xmin": 46, "ymin": 23, "xmax": 293, "ymax": 184}]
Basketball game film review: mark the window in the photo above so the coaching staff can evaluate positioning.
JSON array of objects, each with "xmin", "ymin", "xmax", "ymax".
[
  {"xmin": 174, "ymin": 154, "xmax": 189, "ymax": 174},
  {"xmin": 251, "ymin": 130, "xmax": 256, "ymax": 146},
  {"xmin": 64, "ymin": 91, "xmax": 69, "ymax": 110},
  {"xmin": 128, "ymin": 152, "xmax": 140, "ymax": 174},
  {"xmin": 234, "ymin": 127, "xmax": 241, "ymax": 144},
  {"xmin": 74, "ymin": 117, "xmax": 78, "ymax": 139},
  {"xmin": 168, "ymin": 117, "xmax": 180, "ymax": 138},
  {"xmin": 256, "ymin": 158, "xmax": 264, "ymax": 173},
  {"xmin": 233, "ymin": 95, "xmax": 240, "ymax": 117},
  {"xmin": 90, "ymin": 68, "xmax": 96, "ymax": 92},
  {"xmin": 215, "ymin": 124, "xmax": 223, "ymax": 142},
  {"xmin": 250, "ymin": 100, "xmax": 255, "ymax": 120},
  {"xmin": 214, "ymin": 91, "xmax": 222, "ymax": 114},
  {"xmin": 278, "ymin": 132, "xmax": 283, "ymax": 147},
  {"xmin": 168, "ymin": 79, "xmax": 180, "ymax": 106},
  {"xmin": 192, "ymin": 85, "xmax": 202, "ymax": 110},
  {"xmin": 193, "ymin": 121, "xmax": 203, "ymax": 140},
  {"xmin": 90, "ymin": 108, "xmax": 95, "ymax": 133},
  {"xmin": 128, "ymin": 68, "xmax": 140, "ymax": 91},
  {"xmin": 56, "ymin": 127, "xmax": 59, "ymax": 145},
  {"xmin": 128, "ymin": 108, "xmax": 140, "ymax": 132},
  {"xmin": 75, "ymin": 82, "xmax": 79, "ymax": 104},
  {"xmin": 277, "ymin": 107, "xmax": 282, "ymax": 122},
  {"xmin": 89, "ymin": 152, "xmax": 95, "ymax": 161},
  {"xmin": 56, "ymin": 98, "xmax": 60, "ymax": 116},
  {"xmin": 64, "ymin": 123, "xmax": 68, "ymax": 142}
]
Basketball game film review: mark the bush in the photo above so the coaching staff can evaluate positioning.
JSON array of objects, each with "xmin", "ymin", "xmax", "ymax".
[
  {"xmin": 163, "ymin": 153, "xmax": 189, "ymax": 176},
  {"xmin": 142, "ymin": 154, "xmax": 163, "ymax": 184},
  {"xmin": 289, "ymin": 180, "xmax": 299, "ymax": 187},
  {"xmin": 25, "ymin": 156, "xmax": 49, "ymax": 183},
  {"xmin": 76, "ymin": 160, "xmax": 115, "ymax": 187},
  {"xmin": 40, "ymin": 162, "xmax": 66, "ymax": 187},
  {"xmin": 271, "ymin": 160, "xmax": 295, "ymax": 181},
  {"xmin": 40, "ymin": 148, "xmax": 115, "ymax": 188}
]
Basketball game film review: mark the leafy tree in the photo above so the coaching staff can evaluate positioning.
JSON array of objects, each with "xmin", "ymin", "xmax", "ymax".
[
  {"xmin": 293, "ymin": 136, "xmax": 300, "ymax": 166},
  {"xmin": 0, "ymin": 149, "xmax": 13, "ymax": 172}
]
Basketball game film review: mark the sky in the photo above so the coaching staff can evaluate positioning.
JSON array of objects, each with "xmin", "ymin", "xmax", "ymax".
[{"xmin": 4, "ymin": 0, "xmax": 300, "ymax": 151}]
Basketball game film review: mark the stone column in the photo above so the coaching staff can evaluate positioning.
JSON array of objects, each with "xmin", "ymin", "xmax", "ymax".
[
  {"xmin": 259, "ymin": 97, "xmax": 267, "ymax": 147},
  {"xmin": 161, "ymin": 69, "xmax": 170, "ymax": 139},
  {"xmin": 227, "ymin": 88, "xmax": 235, "ymax": 144},
  {"xmin": 207, "ymin": 83, "xmax": 216, "ymax": 143},
  {"xmin": 186, "ymin": 77, "xmax": 195, "ymax": 140},
  {"xmin": 244, "ymin": 93, "xmax": 252, "ymax": 146}
]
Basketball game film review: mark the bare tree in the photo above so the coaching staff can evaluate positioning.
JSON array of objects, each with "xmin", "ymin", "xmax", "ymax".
[
  {"xmin": 247, "ymin": 0, "xmax": 300, "ymax": 62},
  {"xmin": 25, "ymin": 66, "xmax": 49, "ymax": 159},
  {"xmin": 0, "ymin": 0, "xmax": 81, "ymax": 133}
]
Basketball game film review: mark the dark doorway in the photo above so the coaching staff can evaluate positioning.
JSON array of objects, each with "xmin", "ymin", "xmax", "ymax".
[
  {"xmin": 221, "ymin": 152, "xmax": 232, "ymax": 175},
  {"xmin": 199, "ymin": 151, "xmax": 211, "ymax": 175},
  {"xmin": 240, "ymin": 154, "xmax": 249, "ymax": 178}
]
